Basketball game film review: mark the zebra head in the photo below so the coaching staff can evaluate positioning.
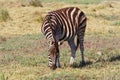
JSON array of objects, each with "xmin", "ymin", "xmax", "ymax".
[{"xmin": 48, "ymin": 41, "xmax": 57, "ymax": 69}]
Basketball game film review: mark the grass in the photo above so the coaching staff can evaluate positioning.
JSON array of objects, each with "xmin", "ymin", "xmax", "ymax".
[
  {"xmin": 42, "ymin": 0, "xmax": 103, "ymax": 4},
  {"xmin": 88, "ymin": 13, "xmax": 120, "ymax": 21},
  {"xmin": 37, "ymin": 67, "xmax": 120, "ymax": 80},
  {"xmin": 0, "ymin": 33, "xmax": 120, "ymax": 80},
  {"xmin": 0, "ymin": 34, "xmax": 42, "ymax": 51},
  {"xmin": 0, "ymin": 0, "xmax": 120, "ymax": 80},
  {"xmin": 113, "ymin": 21, "xmax": 120, "ymax": 26}
]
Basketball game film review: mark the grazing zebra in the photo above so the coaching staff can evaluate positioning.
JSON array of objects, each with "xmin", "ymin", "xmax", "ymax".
[{"xmin": 41, "ymin": 7, "xmax": 87, "ymax": 69}]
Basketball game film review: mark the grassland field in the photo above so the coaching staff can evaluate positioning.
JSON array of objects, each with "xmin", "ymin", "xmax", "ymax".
[{"xmin": 0, "ymin": 0, "xmax": 120, "ymax": 80}]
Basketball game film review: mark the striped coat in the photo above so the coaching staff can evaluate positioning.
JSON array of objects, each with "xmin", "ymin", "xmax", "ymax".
[{"xmin": 41, "ymin": 7, "xmax": 87, "ymax": 69}]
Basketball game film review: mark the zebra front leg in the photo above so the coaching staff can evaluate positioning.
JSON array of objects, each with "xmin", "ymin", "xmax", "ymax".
[{"xmin": 68, "ymin": 38, "xmax": 77, "ymax": 66}]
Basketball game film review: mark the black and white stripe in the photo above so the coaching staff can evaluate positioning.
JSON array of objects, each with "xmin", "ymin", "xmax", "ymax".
[{"xmin": 41, "ymin": 7, "xmax": 87, "ymax": 69}]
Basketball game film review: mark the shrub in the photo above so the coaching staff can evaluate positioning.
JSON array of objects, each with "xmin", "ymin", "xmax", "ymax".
[
  {"xmin": 36, "ymin": 15, "xmax": 44, "ymax": 22},
  {"xmin": 21, "ymin": 0, "xmax": 43, "ymax": 7},
  {"xmin": 0, "ymin": 9, "xmax": 10, "ymax": 22},
  {"xmin": 28, "ymin": 0, "xmax": 43, "ymax": 7},
  {"xmin": 0, "ymin": 73, "xmax": 6, "ymax": 80}
]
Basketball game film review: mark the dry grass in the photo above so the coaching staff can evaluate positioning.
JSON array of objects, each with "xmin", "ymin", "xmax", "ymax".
[{"xmin": 0, "ymin": 0, "xmax": 120, "ymax": 80}]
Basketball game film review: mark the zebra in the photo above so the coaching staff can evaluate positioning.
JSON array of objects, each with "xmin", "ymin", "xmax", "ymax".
[{"xmin": 41, "ymin": 7, "xmax": 87, "ymax": 69}]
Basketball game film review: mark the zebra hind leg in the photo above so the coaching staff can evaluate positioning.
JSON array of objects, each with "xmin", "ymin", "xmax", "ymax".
[
  {"xmin": 79, "ymin": 36, "xmax": 85, "ymax": 66},
  {"xmin": 68, "ymin": 37, "xmax": 77, "ymax": 66}
]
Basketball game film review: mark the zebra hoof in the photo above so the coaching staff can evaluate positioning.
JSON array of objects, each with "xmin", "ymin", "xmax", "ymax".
[
  {"xmin": 69, "ymin": 57, "xmax": 75, "ymax": 66},
  {"xmin": 57, "ymin": 66, "xmax": 61, "ymax": 68},
  {"xmin": 80, "ymin": 61, "xmax": 86, "ymax": 67},
  {"xmin": 57, "ymin": 65, "xmax": 61, "ymax": 68},
  {"xmin": 50, "ymin": 64, "xmax": 57, "ymax": 70},
  {"xmin": 69, "ymin": 62, "xmax": 75, "ymax": 67}
]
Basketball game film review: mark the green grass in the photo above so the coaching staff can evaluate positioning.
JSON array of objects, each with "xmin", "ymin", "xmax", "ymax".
[
  {"xmin": 113, "ymin": 21, "xmax": 120, "ymax": 26},
  {"xmin": 0, "ymin": 34, "xmax": 43, "ymax": 51},
  {"xmin": 0, "ymin": 73, "xmax": 6, "ymax": 80},
  {"xmin": 0, "ymin": 34, "xmax": 47, "ymax": 66},
  {"xmin": 16, "ymin": 54, "xmax": 47, "ymax": 66},
  {"xmin": 37, "ymin": 68, "xmax": 120, "ymax": 80}
]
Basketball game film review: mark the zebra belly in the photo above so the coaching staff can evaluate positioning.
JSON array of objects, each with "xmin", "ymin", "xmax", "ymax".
[{"xmin": 58, "ymin": 33, "xmax": 76, "ymax": 43}]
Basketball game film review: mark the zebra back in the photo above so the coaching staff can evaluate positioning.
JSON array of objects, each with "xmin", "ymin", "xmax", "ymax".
[{"xmin": 41, "ymin": 7, "xmax": 87, "ymax": 43}]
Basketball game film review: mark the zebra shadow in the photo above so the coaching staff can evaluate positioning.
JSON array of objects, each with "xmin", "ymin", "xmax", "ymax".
[
  {"xmin": 109, "ymin": 55, "xmax": 120, "ymax": 62},
  {"xmin": 72, "ymin": 55, "xmax": 120, "ymax": 68},
  {"xmin": 72, "ymin": 61, "xmax": 93, "ymax": 68},
  {"xmin": 95, "ymin": 55, "xmax": 120, "ymax": 62}
]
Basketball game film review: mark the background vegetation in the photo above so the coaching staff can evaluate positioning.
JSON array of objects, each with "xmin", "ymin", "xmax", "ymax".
[{"xmin": 0, "ymin": 0, "xmax": 120, "ymax": 80}]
